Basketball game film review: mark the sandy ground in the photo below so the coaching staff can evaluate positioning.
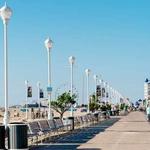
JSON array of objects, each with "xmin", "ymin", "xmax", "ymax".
[{"xmin": 0, "ymin": 107, "xmax": 87, "ymax": 124}]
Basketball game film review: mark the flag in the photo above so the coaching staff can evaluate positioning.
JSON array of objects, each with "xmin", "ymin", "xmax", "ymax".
[
  {"xmin": 27, "ymin": 86, "xmax": 32, "ymax": 98},
  {"xmin": 102, "ymin": 88, "xmax": 105, "ymax": 97},
  {"xmin": 106, "ymin": 92, "xmax": 109, "ymax": 98},
  {"xmin": 40, "ymin": 89, "xmax": 44, "ymax": 98}
]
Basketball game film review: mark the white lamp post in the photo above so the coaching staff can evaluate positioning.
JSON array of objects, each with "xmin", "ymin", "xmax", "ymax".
[
  {"xmin": 69, "ymin": 56, "xmax": 75, "ymax": 117},
  {"xmin": 101, "ymin": 80, "xmax": 104, "ymax": 102},
  {"xmin": 82, "ymin": 73, "xmax": 85, "ymax": 105},
  {"xmin": 115, "ymin": 90, "xmax": 118, "ymax": 104},
  {"xmin": 110, "ymin": 86, "xmax": 113, "ymax": 103},
  {"xmin": 45, "ymin": 37, "xmax": 53, "ymax": 120},
  {"xmin": 106, "ymin": 82, "xmax": 110, "ymax": 102},
  {"xmin": 99, "ymin": 79, "xmax": 102, "ymax": 102},
  {"xmin": 37, "ymin": 81, "xmax": 41, "ymax": 109},
  {"xmin": 113, "ymin": 89, "xmax": 117, "ymax": 103},
  {"xmin": 25, "ymin": 80, "xmax": 28, "ymax": 120},
  {"xmin": 118, "ymin": 92, "xmax": 120, "ymax": 103},
  {"xmin": 85, "ymin": 69, "xmax": 91, "ymax": 113},
  {"xmin": 0, "ymin": 3, "xmax": 12, "ymax": 128},
  {"xmin": 106, "ymin": 83, "xmax": 109, "ymax": 103},
  {"xmin": 103, "ymin": 82, "xmax": 106, "ymax": 103},
  {"xmin": 93, "ymin": 75, "xmax": 98, "ymax": 101}
]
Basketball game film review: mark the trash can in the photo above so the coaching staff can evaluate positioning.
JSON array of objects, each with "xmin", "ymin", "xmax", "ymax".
[
  {"xmin": 68, "ymin": 117, "xmax": 74, "ymax": 131},
  {"xmin": 0, "ymin": 125, "xmax": 5, "ymax": 149},
  {"xmin": 8, "ymin": 123, "xmax": 28, "ymax": 150}
]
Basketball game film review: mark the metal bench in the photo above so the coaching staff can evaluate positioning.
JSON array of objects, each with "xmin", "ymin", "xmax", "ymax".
[
  {"xmin": 54, "ymin": 118, "xmax": 70, "ymax": 132},
  {"xmin": 47, "ymin": 119, "xmax": 58, "ymax": 135},
  {"xmin": 86, "ymin": 114, "xmax": 94, "ymax": 124},
  {"xmin": 38, "ymin": 120, "xmax": 53, "ymax": 139},
  {"xmin": 74, "ymin": 116, "xmax": 80, "ymax": 128},
  {"xmin": 28, "ymin": 121, "xmax": 43, "ymax": 144}
]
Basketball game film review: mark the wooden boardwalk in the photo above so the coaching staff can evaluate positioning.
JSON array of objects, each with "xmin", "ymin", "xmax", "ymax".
[{"xmin": 78, "ymin": 111, "xmax": 150, "ymax": 150}]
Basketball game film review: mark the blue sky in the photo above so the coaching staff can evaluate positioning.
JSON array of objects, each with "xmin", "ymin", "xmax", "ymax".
[{"xmin": 0, "ymin": 0, "xmax": 150, "ymax": 106}]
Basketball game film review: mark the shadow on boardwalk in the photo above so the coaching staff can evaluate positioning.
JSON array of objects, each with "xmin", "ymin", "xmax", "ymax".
[{"xmin": 31, "ymin": 118, "xmax": 120, "ymax": 150}]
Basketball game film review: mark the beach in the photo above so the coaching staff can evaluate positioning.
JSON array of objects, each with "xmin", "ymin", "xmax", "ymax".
[{"xmin": 0, "ymin": 107, "xmax": 87, "ymax": 124}]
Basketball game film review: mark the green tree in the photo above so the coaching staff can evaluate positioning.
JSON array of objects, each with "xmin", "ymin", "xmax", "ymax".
[
  {"xmin": 120, "ymin": 103, "xmax": 125, "ymax": 110},
  {"xmin": 51, "ymin": 92, "xmax": 76, "ymax": 119},
  {"xmin": 100, "ymin": 104, "xmax": 107, "ymax": 112},
  {"xmin": 106, "ymin": 103, "xmax": 111, "ymax": 111},
  {"xmin": 89, "ymin": 94, "xmax": 100, "ymax": 112}
]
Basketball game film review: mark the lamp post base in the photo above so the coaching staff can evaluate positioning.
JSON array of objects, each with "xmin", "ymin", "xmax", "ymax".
[
  {"xmin": 3, "ymin": 112, "xmax": 9, "ymax": 128},
  {"xmin": 48, "ymin": 113, "xmax": 53, "ymax": 120},
  {"xmin": 70, "ymin": 105, "xmax": 74, "ymax": 117}
]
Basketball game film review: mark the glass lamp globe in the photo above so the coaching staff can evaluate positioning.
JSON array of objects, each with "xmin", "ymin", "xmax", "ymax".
[
  {"xmin": 45, "ymin": 37, "xmax": 53, "ymax": 50},
  {"xmin": 0, "ymin": 3, "xmax": 12, "ymax": 23},
  {"xmin": 85, "ymin": 69, "xmax": 91, "ymax": 76},
  {"xmin": 69, "ymin": 56, "xmax": 75, "ymax": 64},
  {"xmin": 93, "ymin": 75, "xmax": 98, "ymax": 80}
]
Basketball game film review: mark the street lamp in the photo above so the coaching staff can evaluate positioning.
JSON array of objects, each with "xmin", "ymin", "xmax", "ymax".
[
  {"xmin": 37, "ymin": 81, "xmax": 41, "ymax": 109},
  {"xmin": 25, "ymin": 80, "xmax": 28, "ymax": 120},
  {"xmin": 93, "ymin": 75, "xmax": 98, "ymax": 101},
  {"xmin": 44, "ymin": 37, "xmax": 53, "ymax": 120},
  {"xmin": 110, "ymin": 86, "xmax": 113, "ymax": 103},
  {"xmin": 69, "ymin": 56, "xmax": 75, "ymax": 117},
  {"xmin": 99, "ymin": 79, "xmax": 103, "ymax": 102},
  {"xmin": 103, "ymin": 82, "xmax": 106, "ymax": 103},
  {"xmin": 85, "ymin": 69, "xmax": 91, "ymax": 113},
  {"xmin": 106, "ymin": 83, "xmax": 109, "ymax": 102},
  {"xmin": 106, "ymin": 82, "xmax": 110, "ymax": 103},
  {"xmin": 0, "ymin": 2, "xmax": 12, "ymax": 128},
  {"xmin": 115, "ymin": 90, "xmax": 118, "ymax": 104},
  {"xmin": 113, "ymin": 88, "xmax": 116, "ymax": 103}
]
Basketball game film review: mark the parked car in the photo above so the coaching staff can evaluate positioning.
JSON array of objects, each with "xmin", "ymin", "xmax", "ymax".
[
  {"xmin": 80, "ymin": 108, "xmax": 87, "ymax": 112},
  {"xmin": 68, "ymin": 108, "xmax": 77, "ymax": 111}
]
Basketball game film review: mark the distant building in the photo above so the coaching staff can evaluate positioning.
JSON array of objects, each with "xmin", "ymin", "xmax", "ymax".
[
  {"xmin": 144, "ymin": 78, "xmax": 150, "ymax": 100},
  {"xmin": 22, "ymin": 99, "xmax": 48, "ymax": 108}
]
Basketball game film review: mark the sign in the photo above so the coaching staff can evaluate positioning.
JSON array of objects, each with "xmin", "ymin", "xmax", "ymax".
[{"xmin": 47, "ymin": 86, "xmax": 52, "ymax": 94}]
